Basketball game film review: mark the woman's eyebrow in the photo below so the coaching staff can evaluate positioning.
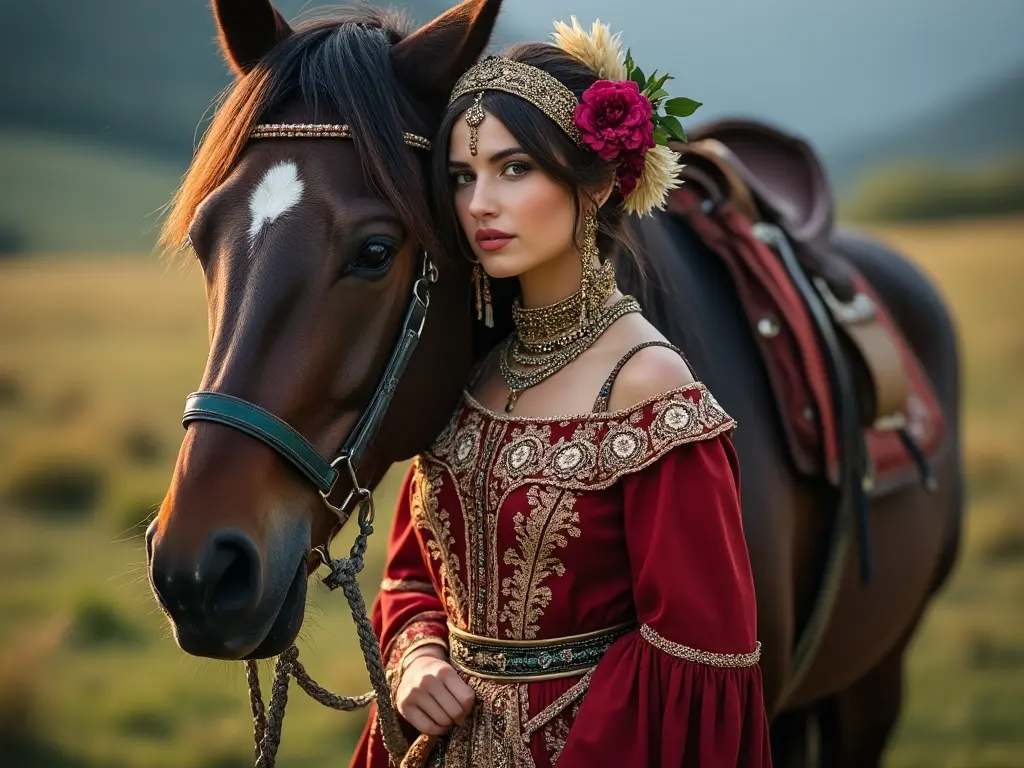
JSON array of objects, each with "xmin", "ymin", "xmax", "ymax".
[{"xmin": 449, "ymin": 147, "xmax": 528, "ymax": 168}]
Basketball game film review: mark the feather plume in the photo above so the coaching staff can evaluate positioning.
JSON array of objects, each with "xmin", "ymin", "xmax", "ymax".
[
  {"xmin": 551, "ymin": 17, "xmax": 627, "ymax": 81},
  {"xmin": 624, "ymin": 145, "xmax": 684, "ymax": 217}
]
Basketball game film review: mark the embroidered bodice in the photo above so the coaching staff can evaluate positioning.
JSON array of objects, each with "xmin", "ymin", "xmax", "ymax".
[
  {"xmin": 350, "ymin": 381, "xmax": 771, "ymax": 768},
  {"xmin": 414, "ymin": 382, "xmax": 735, "ymax": 641}
]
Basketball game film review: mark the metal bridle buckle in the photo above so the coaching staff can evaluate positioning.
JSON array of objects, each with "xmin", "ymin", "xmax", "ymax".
[{"xmin": 320, "ymin": 452, "xmax": 372, "ymax": 524}]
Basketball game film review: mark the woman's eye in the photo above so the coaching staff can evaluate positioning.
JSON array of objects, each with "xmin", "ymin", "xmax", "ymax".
[
  {"xmin": 453, "ymin": 172, "xmax": 474, "ymax": 186},
  {"xmin": 503, "ymin": 161, "xmax": 530, "ymax": 178},
  {"xmin": 351, "ymin": 237, "xmax": 397, "ymax": 275}
]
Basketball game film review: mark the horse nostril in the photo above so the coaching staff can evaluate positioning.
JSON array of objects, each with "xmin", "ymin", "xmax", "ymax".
[{"xmin": 203, "ymin": 531, "xmax": 263, "ymax": 617}]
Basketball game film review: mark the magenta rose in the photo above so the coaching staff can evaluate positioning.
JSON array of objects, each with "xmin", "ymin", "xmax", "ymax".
[
  {"xmin": 574, "ymin": 80, "xmax": 655, "ymax": 163},
  {"xmin": 616, "ymin": 151, "xmax": 646, "ymax": 197}
]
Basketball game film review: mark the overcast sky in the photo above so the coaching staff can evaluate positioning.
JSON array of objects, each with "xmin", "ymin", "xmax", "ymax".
[{"xmin": 482, "ymin": 0, "xmax": 1024, "ymax": 148}]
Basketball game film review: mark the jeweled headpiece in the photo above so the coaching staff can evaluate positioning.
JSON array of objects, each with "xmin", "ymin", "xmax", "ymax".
[{"xmin": 448, "ymin": 17, "xmax": 702, "ymax": 217}]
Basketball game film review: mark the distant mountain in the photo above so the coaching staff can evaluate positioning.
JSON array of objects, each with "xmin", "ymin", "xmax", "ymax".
[
  {"xmin": 824, "ymin": 66, "xmax": 1024, "ymax": 193},
  {"xmin": 2, "ymin": 1, "xmax": 1022, "ymax": 251},
  {"xmin": 0, "ymin": 0, "xmax": 455, "ymax": 162}
]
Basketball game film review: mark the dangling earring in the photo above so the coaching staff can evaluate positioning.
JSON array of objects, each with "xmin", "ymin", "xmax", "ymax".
[
  {"xmin": 579, "ymin": 212, "xmax": 600, "ymax": 326},
  {"xmin": 472, "ymin": 261, "xmax": 494, "ymax": 328}
]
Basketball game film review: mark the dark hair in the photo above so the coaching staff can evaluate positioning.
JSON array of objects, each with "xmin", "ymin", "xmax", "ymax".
[
  {"xmin": 161, "ymin": 9, "xmax": 439, "ymax": 259},
  {"xmin": 430, "ymin": 43, "xmax": 643, "ymax": 354}
]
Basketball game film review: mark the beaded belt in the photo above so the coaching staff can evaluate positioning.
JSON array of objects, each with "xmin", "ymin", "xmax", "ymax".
[{"xmin": 447, "ymin": 622, "xmax": 634, "ymax": 682}]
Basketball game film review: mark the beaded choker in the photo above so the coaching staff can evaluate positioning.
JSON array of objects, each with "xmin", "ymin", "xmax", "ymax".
[
  {"xmin": 511, "ymin": 260, "xmax": 617, "ymax": 346},
  {"xmin": 500, "ymin": 261, "xmax": 641, "ymax": 412}
]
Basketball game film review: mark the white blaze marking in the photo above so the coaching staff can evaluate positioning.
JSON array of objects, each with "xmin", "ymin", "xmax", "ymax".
[{"xmin": 247, "ymin": 161, "xmax": 304, "ymax": 243}]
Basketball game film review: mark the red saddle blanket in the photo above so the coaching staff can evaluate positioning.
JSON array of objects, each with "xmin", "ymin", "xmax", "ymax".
[{"xmin": 667, "ymin": 187, "xmax": 945, "ymax": 495}]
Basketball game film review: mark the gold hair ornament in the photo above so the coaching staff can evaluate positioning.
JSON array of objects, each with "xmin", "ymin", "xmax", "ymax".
[{"xmin": 448, "ymin": 18, "xmax": 702, "ymax": 217}]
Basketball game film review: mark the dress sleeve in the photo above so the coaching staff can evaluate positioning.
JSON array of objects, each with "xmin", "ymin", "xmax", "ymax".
[
  {"xmin": 375, "ymin": 463, "xmax": 449, "ymax": 695},
  {"xmin": 351, "ymin": 463, "xmax": 449, "ymax": 768},
  {"xmin": 558, "ymin": 434, "xmax": 772, "ymax": 767}
]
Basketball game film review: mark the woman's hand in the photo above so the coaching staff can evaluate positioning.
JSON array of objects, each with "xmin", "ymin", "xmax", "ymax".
[{"xmin": 395, "ymin": 645, "xmax": 476, "ymax": 735}]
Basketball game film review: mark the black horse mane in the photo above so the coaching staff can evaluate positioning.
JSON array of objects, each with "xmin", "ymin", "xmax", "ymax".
[{"xmin": 161, "ymin": 6, "xmax": 438, "ymax": 257}]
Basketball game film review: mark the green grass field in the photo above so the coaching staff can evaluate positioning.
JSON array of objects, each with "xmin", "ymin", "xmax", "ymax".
[{"xmin": 0, "ymin": 216, "xmax": 1022, "ymax": 766}]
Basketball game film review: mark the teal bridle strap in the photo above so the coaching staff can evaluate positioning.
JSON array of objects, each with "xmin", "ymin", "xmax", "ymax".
[
  {"xmin": 181, "ymin": 253, "xmax": 435, "ymax": 514},
  {"xmin": 183, "ymin": 391, "xmax": 338, "ymax": 493}
]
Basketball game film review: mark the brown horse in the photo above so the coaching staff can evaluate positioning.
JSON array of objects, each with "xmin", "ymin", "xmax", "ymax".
[{"xmin": 146, "ymin": 1, "xmax": 964, "ymax": 765}]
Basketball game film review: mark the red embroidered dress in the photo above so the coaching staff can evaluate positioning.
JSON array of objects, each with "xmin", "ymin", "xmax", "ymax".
[{"xmin": 350, "ymin": 381, "xmax": 771, "ymax": 767}]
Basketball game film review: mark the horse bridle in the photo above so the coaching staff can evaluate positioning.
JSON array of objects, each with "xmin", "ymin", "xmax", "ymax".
[
  {"xmin": 181, "ymin": 122, "xmax": 435, "ymax": 525},
  {"xmin": 182, "ymin": 251, "xmax": 437, "ymax": 523},
  {"xmin": 177, "ymin": 122, "xmax": 436, "ymax": 764}
]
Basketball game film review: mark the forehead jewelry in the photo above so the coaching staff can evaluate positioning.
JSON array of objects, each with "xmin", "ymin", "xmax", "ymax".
[{"xmin": 465, "ymin": 92, "xmax": 486, "ymax": 156}]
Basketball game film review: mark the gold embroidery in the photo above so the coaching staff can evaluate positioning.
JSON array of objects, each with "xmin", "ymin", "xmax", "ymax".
[
  {"xmin": 379, "ymin": 578, "xmax": 436, "ymax": 594},
  {"xmin": 444, "ymin": 679, "xmax": 534, "ymax": 768},
  {"xmin": 452, "ymin": 382, "xmax": 736, "ymax": 499},
  {"xmin": 541, "ymin": 716, "xmax": 570, "ymax": 764},
  {"xmin": 499, "ymin": 486, "xmax": 581, "ymax": 639},
  {"xmin": 522, "ymin": 667, "xmax": 595, "ymax": 736},
  {"xmin": 411, "ymin": 464, "xmax": 468, "ymax": 627},
  {"xmin": 640, "ymin": 624, "xmax": 762, "ymax": 667}
]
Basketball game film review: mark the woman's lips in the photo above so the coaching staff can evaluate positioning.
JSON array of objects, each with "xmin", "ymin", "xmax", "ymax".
[{"xmin": 477, "ymin": 236, "xmax": 514, "ymax": 252}]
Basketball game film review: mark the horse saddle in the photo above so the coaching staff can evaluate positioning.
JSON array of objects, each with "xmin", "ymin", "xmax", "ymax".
[{"xmin": 666, "ymin": 118, "xmax": 945, "ymax": 495}]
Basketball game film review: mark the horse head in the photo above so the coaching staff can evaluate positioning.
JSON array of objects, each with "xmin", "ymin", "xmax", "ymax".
[{"xmin": 146, "ymin": 0, "xmax": 501, "ymax": 661}]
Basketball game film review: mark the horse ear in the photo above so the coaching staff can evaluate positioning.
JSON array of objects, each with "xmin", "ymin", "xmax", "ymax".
[
  {"xmin": 390, "ymin": 0, "xmax": 503, "ymax": 101},
  {"xmin": 212, "ymin": 0, "xmax": 293, "ymax": 76}
]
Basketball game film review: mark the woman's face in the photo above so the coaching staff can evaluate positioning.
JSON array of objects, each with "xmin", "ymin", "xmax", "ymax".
[{"xmin": 448, "ymin": 109, "xmax": 577, "ymax": 280}]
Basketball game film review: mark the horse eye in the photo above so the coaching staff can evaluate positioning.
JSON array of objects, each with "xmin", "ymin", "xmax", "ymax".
[{"xmin": 351, "ymin": 237, "xmax": 397, "ymax": 275}]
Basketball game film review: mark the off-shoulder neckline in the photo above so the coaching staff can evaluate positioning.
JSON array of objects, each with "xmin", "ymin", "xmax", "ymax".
[{"xmin": 460, "ymin": 380, "xmax": 711, "ymax": 424}]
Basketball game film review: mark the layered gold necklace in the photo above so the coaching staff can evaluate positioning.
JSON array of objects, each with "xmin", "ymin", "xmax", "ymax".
[{"xmin": 500, "ymin": 259, "xmax": 641, "ymax": 411}]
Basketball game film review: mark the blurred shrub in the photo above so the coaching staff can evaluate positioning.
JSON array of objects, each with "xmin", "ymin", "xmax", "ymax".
[
  {"xmin": 966, "ymin": 629, "xmax": 1024, "ymax": 670},
  {"xmin": 116, "ymin": 708, "xmax": 175, "ymax": 739},
  {"xmin": 4, "ymin": 455, "xmax": 108, "ymax": 520},
  {"xmin": 66, "ymin": 594, "xmax": 145, "ymax": 649},
  {"xmin": 983, "ymin": 525, "xmax": 1024, "ymax": 564},
  {"xmin": 841, "ymin": 156, "xmax": 1024, "ymax": 222},
  {"xmin": 0, "ymin": 371, "xmax": 23, "ymax": 408},
  {"xmin": 0, "ymin": 619, "xmax": 89, "ymax": 764},
  {"xmin": 120, "ymin": 425, "xmax": 165, "ymax": 466}
]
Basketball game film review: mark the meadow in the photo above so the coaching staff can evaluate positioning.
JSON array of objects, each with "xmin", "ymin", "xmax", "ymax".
[{"xmin": 0, "ymin": 215, "xmax": 1021, "ymax": 767}]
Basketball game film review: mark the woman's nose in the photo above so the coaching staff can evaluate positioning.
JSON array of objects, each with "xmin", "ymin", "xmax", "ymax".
[{"xmin": 467, "ymin": 179, "xmax": 498, "ymax": 219}]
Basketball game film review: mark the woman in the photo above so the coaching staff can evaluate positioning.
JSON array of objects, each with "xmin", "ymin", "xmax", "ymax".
[{"xmin": 351, "ymin": 18, "xmax": 771, "ymax": 768}]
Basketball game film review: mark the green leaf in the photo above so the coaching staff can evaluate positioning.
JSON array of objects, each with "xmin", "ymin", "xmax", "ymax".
[
  {"xmin": 651, "ymin": 72, "xmax": 672, "ymax": 92},
  {"xmin": 651, "ymin": 89, "xmax": 669, "ymax": 101},
  {"xmin": 630, "ymin": 65, "xmax": 647, "ymax": 90},
  {"xmin": 624, "ymin": 49, "xmax": 635, "ymax": 74},
  {"xmin": 663, "ymin": 115, "xmax": 688, "ymax": 142},
  {"xmin": 652, "ymin": 126, "xmax": 671, "ymax": 146},
  {"xmin": 665, "ymin": 97, "xmax": 703, "ymax": 118}
]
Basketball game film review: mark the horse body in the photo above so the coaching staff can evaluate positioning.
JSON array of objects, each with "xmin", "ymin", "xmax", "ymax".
[
  {"xmin": 146, "ymin": 1, "xmax": 963, "ymax": 764},
  {"xmin": 628, "ymin": 213, "xmax": 962, "ymax": 760}
]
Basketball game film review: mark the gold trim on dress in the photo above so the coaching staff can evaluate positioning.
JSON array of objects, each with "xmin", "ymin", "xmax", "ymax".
[
  {"xmin": 379, "ymin": 578, "xmax": 436, "ymax": 594},
  {"xmin": 448, "ymin": 622, "xmax": 634, "ymax": 683},
  {"xmin": 447, "ymin": 621, "xmax": 634, "ymax": 648},
  {"xmin": 640, "ymin": 624, "xmax": 762, "ymax": 668}
]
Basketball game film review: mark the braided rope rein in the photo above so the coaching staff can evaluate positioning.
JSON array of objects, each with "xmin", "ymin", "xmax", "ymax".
[{"xmin": 244, "ymin": 493, "xmax": 408, "ymax": 767}]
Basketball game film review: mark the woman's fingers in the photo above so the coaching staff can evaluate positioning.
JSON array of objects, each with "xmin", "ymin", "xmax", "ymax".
[
  {"xmin": 440, "ymin": 667, "xmax": 476, "ymax": 721},
  {"xmin": 402, "ymin": 705, "xmax": 448, "ymax": 736},
  {"xmin": 432, "ymin": 680, "xmax": 470, "ymax": 724},
  {"xmin": 414, "ymin": 691, "xmax": 454, "ymax": 731}
]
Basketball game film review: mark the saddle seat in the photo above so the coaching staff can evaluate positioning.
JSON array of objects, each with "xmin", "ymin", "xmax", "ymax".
[{"xmin": 666, "ymin": 118, "xmax": 945, "ymax": 495}]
